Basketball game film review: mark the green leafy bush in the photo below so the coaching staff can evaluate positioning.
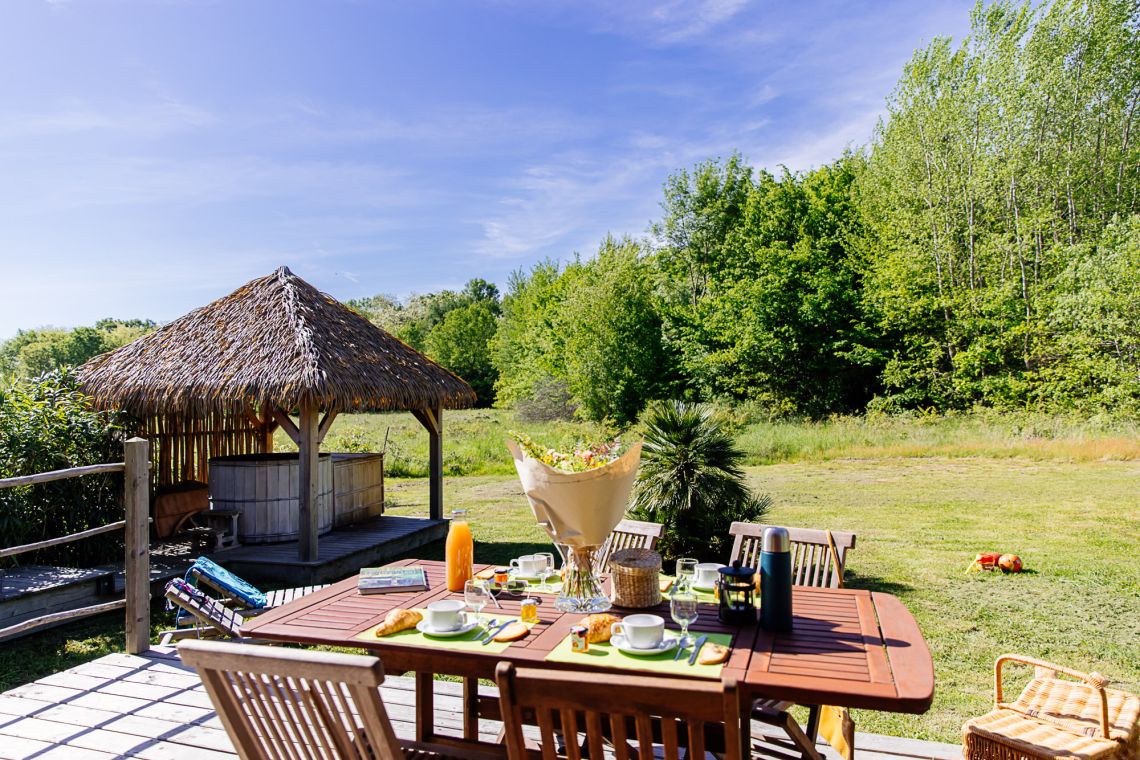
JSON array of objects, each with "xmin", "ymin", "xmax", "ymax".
[
  {"xmin": 629, "ymin": 400, "xmax": 770, "ymax": 561},
  {"xmin": 0, "ymin": 370, "xmax": 126, "ymax": 567}
]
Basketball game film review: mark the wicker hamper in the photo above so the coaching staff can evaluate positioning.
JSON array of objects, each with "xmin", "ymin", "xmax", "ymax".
[
  {"xmin": 963, "ymin": 655, "xmax": 1140, "ymax": 760},
  {"xmin": 609, "ymin": 548, "xmax": 662, "ymax": 608}
]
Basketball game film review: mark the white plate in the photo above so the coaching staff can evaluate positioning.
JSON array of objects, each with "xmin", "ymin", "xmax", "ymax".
[
  {"xmin": 611, "ymin": 633, "xmax": 678, "ymax": 656},
  {"xmin": 691, "ymin": 583, "xmax": 717, "ymax": 592},
  {"xmin": 416, "ymin": 619, "xmax": 480, "ymax": 638}
]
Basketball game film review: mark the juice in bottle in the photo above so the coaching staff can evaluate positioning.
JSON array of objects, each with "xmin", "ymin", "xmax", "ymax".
[{"xmin": 445, "ymin": 509, "xmax": 474, "ymax": 591}]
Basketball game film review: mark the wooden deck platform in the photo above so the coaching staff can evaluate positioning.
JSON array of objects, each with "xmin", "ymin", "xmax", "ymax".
[
  {"xmin": 209, "ymin": 514, "xmax": 448, "ymax": 586},
  {"xmin": 0, "ymin": 648, "xmax": 962, "ymax": 760}
]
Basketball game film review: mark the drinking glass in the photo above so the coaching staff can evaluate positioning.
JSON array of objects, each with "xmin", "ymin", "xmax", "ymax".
[
  {"xmin": 670, "ymin": 591, "xmax": 699, "ymax": 649},
  {"xmin": 535, "ymin": 552, "xmax": 555, "ymax": 582},
  {"xmin": 464, "ymin": 580, "xmax": 492, "ymax": 625},
  {"xmin": 675, "ymin": 558, "xmax": 698, "ymax": 592}
]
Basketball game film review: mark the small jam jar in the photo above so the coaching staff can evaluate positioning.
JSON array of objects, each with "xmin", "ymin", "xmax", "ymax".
[
  {"xmin": 570, "ymin": 625, "xmax": 589, "ymax": 653},
  {"xmin": 493, "ymin": 567, "xmax": 511, "ymax": 585},
  {"xmin": 520, "ymin": 598, "xmax": 539, "ymax": 624}
]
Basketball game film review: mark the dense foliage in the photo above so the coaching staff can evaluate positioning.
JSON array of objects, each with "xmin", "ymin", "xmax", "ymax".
[
  {"xmin": 0, "ymin": 371, "xmax": 126, "ymax": 567},
  {"xmin": 0, "ymin": 319, "xmax": 154, "ymax": 380},
  {"xmin": 629, "ymin": 401, "xmax": 770, "ymax": 560}
]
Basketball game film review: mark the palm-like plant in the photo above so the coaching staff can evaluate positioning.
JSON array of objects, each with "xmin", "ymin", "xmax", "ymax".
[{"xmin": 629, "ymin": 400, "xmax": 770, "ymax": 561}]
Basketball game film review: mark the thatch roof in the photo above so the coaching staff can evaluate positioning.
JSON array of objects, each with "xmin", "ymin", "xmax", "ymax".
[{"xmin": 78, "ymin": 267, "xmax": 476, "ymax": 416}]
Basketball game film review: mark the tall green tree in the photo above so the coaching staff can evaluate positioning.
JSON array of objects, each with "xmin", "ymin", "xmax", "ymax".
[{"xmin": 425, "ymin": 301, "xmax": 499, "ymax": 405}]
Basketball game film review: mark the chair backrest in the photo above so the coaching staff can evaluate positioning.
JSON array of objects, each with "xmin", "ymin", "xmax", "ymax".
[
  {"xmin": 598, "ymin": 519, "xmax": 665, "ymax": 569},
  {"xmin": 496, "ymin": 662, "xmax": 744, "ymax": 760},
  {"xmin": 179, "ymin": 639, "xmax": 404, "ymax": 760},
  {"xmin": 728, "ymin": 522, "xmax": 856, "ymax": 589},
  {"xmin": 165, "ymin": 578, "xmax": 245, "ymax": 637}
]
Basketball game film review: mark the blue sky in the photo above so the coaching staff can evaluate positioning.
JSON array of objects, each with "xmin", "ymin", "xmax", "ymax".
[{"xmin": 0, "ymin": 0, "xmax": 972, "ymax": 339}]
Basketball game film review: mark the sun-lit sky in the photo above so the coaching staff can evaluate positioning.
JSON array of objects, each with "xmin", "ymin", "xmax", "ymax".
[{"xmin": 0, "ymin": 0, "xmax": 972, "ymax": 339}]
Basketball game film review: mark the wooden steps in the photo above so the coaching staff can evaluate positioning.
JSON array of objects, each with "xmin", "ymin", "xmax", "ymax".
[{"xmin": 0, "ymin": 648, "xmax": 962, "ymax": 759}]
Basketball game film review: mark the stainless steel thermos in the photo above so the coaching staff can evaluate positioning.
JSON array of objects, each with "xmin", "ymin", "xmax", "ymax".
[{"xmin": 760, "ymin": 526, "xmax": 793, "ymax": 632}]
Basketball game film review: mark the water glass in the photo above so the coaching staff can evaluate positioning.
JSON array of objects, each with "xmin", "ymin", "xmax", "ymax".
[
  {"xmin": 670, "ymin": 591, "xmax": 699, "ymax": 649},
  {"xmin": 535, "ymin": 552, "xmax": 555, "ymax": 580},
  {"xmin": 675, "ymin": 558, "xmax": 698, "ymax": 591},
  {"xmin": 464, "ymin": 580, "xmax": 492, "ymax": 621}
]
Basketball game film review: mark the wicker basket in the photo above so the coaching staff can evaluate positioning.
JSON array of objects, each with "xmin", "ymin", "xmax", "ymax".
[{"xmin": 609, "ymin": 548, "xmax": 662, "ymax": 608}]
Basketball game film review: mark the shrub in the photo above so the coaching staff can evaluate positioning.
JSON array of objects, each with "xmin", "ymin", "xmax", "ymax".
[
  {"xmin": 629, "ymin": 400, "xmax": 770, "ymax": 561},
  {"xmin": 0, "ymin": 370, "xmax": 126, "ymax": 567}
]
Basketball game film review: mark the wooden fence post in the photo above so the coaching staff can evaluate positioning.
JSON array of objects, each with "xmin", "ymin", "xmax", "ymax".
[{"xmin": 124, "ymin": 437, "xmax": 151, "ymax": 654}]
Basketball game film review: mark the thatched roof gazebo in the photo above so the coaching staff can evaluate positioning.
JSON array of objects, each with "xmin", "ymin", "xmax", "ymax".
[{"xmin": 79, "ymin": 266, "xmax": 475, "ymax": 560}]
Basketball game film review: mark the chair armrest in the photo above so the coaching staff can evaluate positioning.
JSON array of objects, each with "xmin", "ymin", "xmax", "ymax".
[{"xmin": 994, "ymin": 654, "xmax": 1111, "ymax": 739}]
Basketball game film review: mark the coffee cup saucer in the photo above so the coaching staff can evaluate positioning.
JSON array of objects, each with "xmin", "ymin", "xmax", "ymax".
[
  {"xmin": 691, "ymin": 581, "xmax": 718, "ymax": 592},
  {"xmin": 611, "ymin": 633, "xmax": 678, "ymax": 656},
  {"xmin": 416, "ymin": 619, "xmax": 479, "ymax": 638}
]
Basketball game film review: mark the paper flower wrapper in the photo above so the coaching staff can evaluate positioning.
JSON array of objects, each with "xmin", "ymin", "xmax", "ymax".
[
  {"xmin": 508, "ymin": 439, "xmax": 642, "ymax": 611},
  {"xmin": 507, "ymin": 440, "xmax": 642, "ymax": 548}
]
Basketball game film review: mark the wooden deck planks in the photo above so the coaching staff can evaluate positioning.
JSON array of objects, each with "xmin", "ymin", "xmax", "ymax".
[{"xmin": 0, "ymin": 649, "xmax": 960, "ymax": 759}]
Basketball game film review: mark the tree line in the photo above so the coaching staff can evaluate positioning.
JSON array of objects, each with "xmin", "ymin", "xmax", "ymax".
[{"xmin": 6, "ymin": 0, "xmax": 1138, "ymax": 424}]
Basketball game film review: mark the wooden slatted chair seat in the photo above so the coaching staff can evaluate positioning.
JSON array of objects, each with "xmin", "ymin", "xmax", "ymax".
[
  {"xmin": 180, "ymin": 639, "xmax": 489, "ymax": 760},
  {"xmin": 597, "ymin": 518, "xmax": 664, "ymax": 570},
  {"xmin": 165, "ymin": 578, "xmax": 247, "ymax": 638},
  {"xmin": 496, "ymin": 661, "xmax": 745, "ymax": 760}
]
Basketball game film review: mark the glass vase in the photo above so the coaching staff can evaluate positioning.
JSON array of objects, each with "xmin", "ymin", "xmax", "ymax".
[{"xmin": 554, "ymin": 543, "xmax": 611, "ymax": 613}]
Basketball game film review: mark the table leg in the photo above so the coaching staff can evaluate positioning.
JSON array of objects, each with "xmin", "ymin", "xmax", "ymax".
[
  {"xmin": 416, "ymin": 671, "xmax": 435, "ymax": 742},
  {"xmin": 463, "ymin": 676, "xmax": 479, "ymax": 741},
  {"xmin": 805, "ymin": 704, "xmax": 821, "ymax": 743}
]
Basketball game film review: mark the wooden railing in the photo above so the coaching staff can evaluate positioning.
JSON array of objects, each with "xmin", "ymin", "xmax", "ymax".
[{"xmin": 0, "ymin": 437, "xmax": 151, "ymax": 653}]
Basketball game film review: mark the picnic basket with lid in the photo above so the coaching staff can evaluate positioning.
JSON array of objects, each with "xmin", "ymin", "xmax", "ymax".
[
  {"xmin": 608, "ymin": 547, "xmax": 662, "ymax": 608},
  {"xmin": 962, "ymin": 654, "xmax": 1140, "ymax": 760}
]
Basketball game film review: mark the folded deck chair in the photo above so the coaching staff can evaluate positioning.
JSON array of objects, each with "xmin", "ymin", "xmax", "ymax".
[
  {"xmin": 185, "ymin": 556, "xmax": 327, "ymax": 612},
  {"xmin": 161, "ymin": 577, "xmax": 250, "ymax": 643}
]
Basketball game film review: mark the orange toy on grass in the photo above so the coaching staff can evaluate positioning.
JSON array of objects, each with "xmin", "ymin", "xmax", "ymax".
[{"xmin": 966, "ymin": 552, "xmax": 1023, "ymax": 573}]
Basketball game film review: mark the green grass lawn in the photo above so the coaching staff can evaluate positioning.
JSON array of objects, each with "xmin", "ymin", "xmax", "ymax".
[
  {"xmin": 382, "ymin": 456, "xmax": 1140, "ymax": 743},
  {"xmin": 3, "ymin": 410, "xmax": 1138, "ymax": 745}
]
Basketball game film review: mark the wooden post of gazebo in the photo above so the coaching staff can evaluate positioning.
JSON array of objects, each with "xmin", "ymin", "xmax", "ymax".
[
  {"xmin": 298, "ymin": 403, "xmax": 320, "ymax": 562},
  {"xmin": 413, "ymin": 404, "xmax": 444, "ymax": 521}
]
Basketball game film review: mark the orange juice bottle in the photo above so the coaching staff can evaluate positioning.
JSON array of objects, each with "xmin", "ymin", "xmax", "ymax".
[{"xmin": 445, "ymin": 509, "xmax": 474, "ymax": 591}]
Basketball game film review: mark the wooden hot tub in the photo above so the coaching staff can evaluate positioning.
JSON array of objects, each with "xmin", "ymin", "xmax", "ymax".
[{"xmin": 208, "ymin": 454, "xmax": 334, "ymax": 544}]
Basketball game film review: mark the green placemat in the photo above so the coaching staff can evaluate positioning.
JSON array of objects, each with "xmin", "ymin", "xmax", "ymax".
[
  {"xmin": 545, "ymin": 631, "xmax": 733, "ymax": 679},
  {"xmin": 356, "ymin": 612, "xmax": 524, "ymax": 653},
  {"xmin": 658, "ymin": 575, "xmax": 719, "ymax": 604}
]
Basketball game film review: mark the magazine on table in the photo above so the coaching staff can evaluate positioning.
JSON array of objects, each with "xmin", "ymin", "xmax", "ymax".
[{"xmin": 357, "ymin": 566, "xmax": 429, "ymax": 594}]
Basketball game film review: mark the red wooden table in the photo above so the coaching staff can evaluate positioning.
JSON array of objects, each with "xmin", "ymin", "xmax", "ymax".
[{"xmin": 242, "ymin": 559, "xmax": 933, "ymax": 751}]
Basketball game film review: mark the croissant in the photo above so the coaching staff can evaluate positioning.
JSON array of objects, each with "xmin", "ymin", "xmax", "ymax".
[
  {"xmin": 581, "ymin": 613, "xmax": 621, "ymax": 643},
  {"xmin": 697, "ymin": 643, "xmax": 729, "ymax": 666},
  {"xmin": 374, "ymin": 608, "xmax": 423, "ymax": 637}
]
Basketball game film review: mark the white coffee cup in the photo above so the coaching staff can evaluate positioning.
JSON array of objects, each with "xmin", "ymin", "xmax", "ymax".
[
  {"xmin": 611, "ymin": 614, "xmax": 665, "ymax": 650},
  {"xmin": 694, "ymin": 563, "xmax": 721, "ymax": 588},
  {"xmin": 511, "ymin": 555, "xmax": 545, "ymax": 577},
  {"xmin": 424, "ymin": 599, "xmax": 467, "ymax": 632}
]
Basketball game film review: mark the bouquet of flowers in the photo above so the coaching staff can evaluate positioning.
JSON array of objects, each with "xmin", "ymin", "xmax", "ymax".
[{"xmin": 507, "ymin": 433, "xmax": 642, "ymax": 613}]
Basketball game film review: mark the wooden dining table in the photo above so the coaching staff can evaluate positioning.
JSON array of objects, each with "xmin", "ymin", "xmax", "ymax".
[{"xmin": 241, "ymin": 558, "xmax": 934, "ymax": 754}]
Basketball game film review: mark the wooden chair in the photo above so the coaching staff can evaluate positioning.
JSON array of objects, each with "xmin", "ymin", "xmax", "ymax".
[
  {"xmin": 963, "ymin": 654, "xmax": 1140, "ymax": 760},
  {"xmin": 729, "ymin": 522, "xmax": 858, "ymax": 760},
  {"xmin": 728, "ymin": 522, "xmax": 856, "ymax": 589},
  {"xmin": 597, "ymin": 518, "xmax": 664, "ymax": 570},
  {"xmin": 180, "ymin": 639, "xmax": 485, "ymax": 760},
  {"xmin": 496, "ymin": 661, "xmax": 746, "ymax": 760}
]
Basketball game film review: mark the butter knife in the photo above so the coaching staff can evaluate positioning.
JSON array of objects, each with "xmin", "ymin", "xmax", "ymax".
[
  {"xmin": 482, "ymin": 620, "xmax": 512, "ymax": 645},
  {"xmin": 687, "ymin": 635, "xmax": 708, "ymax": 666}
]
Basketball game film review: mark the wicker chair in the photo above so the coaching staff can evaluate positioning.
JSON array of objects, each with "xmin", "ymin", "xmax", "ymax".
[{"xmin": 963, "ymin": 655, "xmax": 1140, "ymax": 760}]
